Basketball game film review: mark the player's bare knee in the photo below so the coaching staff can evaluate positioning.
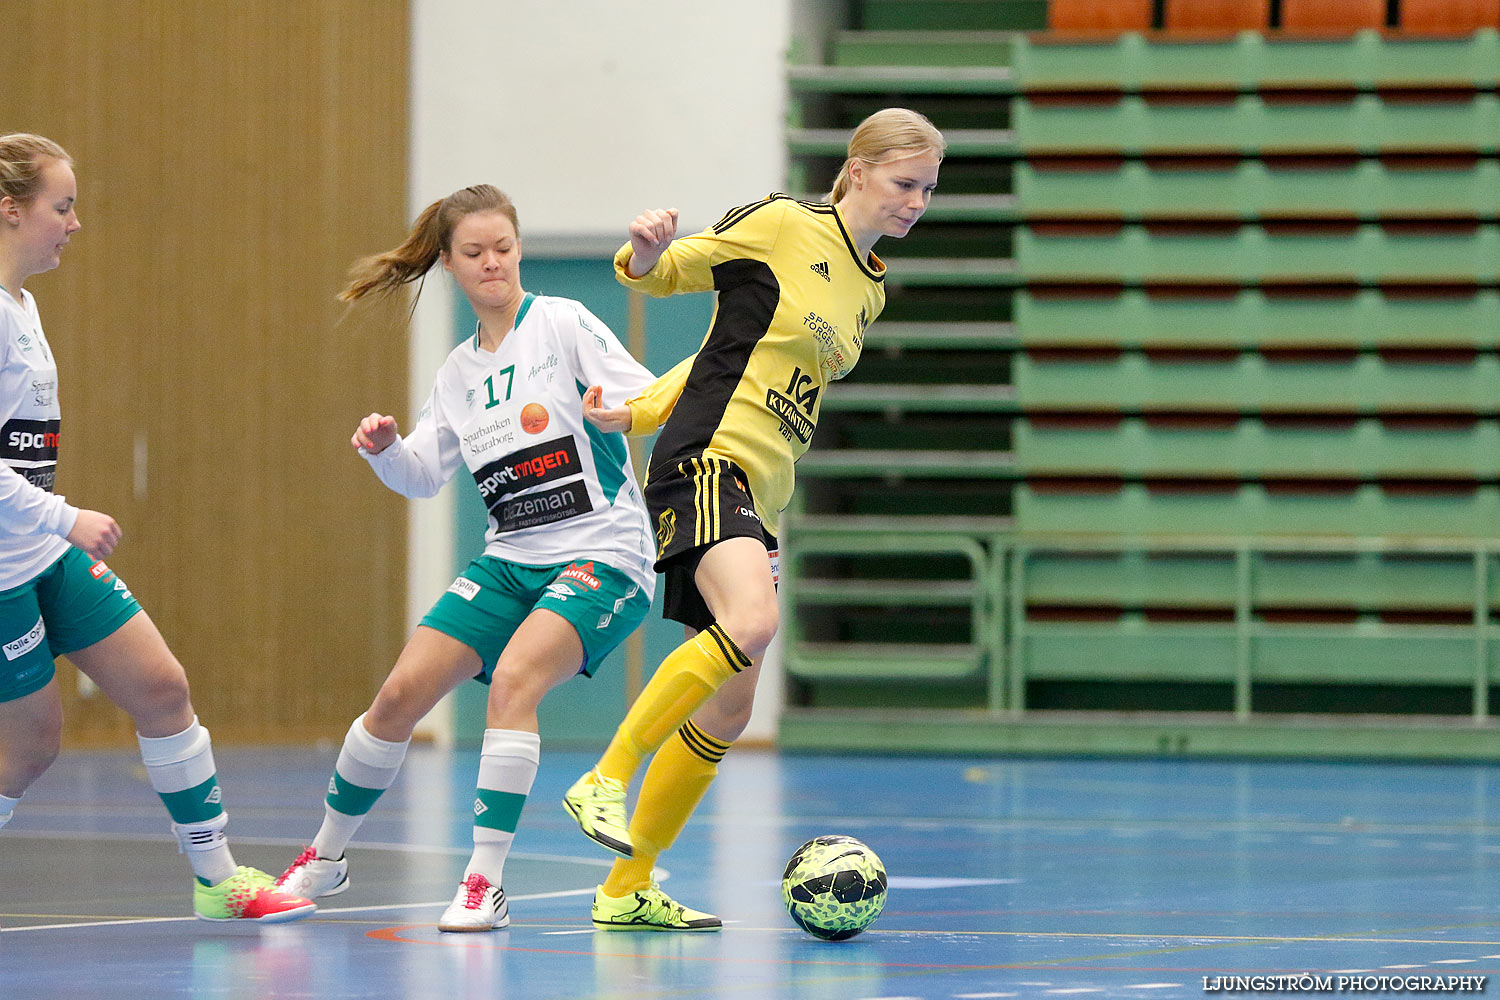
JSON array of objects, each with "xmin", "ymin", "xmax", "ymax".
[
  {"xmin": 718, "ymin": 694, "xmax": 756, "ymax": 735},
  {"xmin": 7, "ymin": 725, "xmax": 61, "ymax": 788},
  {"xmin": 27, "ymin": 738, "xmax": 60, "ymax": 782},
  {"xmin": 134, "ymin": 665, "xmax": 192, "ymax": 724},
  {"xmin": 487, "ymin": 661, "xmax": 545, "ymax": 713},
  {"xmin": 366, "ymin": 679, "xmax": 423, "ymax": 738},
  {"xmin": 721, "ymin": 607, "xmax": 779, "ymax": 661},
  {"xmin": 698, "ymin": 687, "xmax": 755, "ymax": 741}
]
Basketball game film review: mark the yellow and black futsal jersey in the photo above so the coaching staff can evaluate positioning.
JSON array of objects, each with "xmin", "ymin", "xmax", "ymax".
[{"xmin": 614, "ymin": 194, "xmax": 886, "ymax": 540}]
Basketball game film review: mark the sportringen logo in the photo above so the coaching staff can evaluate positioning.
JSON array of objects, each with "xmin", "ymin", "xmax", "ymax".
[
  {"xmin": 472, "ymin": 439, "xmax": 590, "ymax": 532},
  {"xmin": 473, "ymin": 438, "xmax": 579, "ymax": 499},
  {"xmin": 1, "ymin": 418, "xmax": 61, "ymax": 462}
]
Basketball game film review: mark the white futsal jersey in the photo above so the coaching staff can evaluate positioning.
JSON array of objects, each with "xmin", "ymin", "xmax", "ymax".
[
  {"xmin": 364, "ymin": 293, "xmax": 658, "ymax": 596},
  {"xmin": 0, "ymin": 289, "xmax": 75, "ymax": 592}
]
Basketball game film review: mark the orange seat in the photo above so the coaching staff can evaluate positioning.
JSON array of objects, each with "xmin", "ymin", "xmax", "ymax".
[
  {"xmin": 1281, "ymin": 0, "xmax": 1386, "ymax": 31},
  {"xmin": 1400, "ymin": 0, "xmax": 1500, "ymax": 32},
  {"xmin": 1165, "ymin": 0, "xmax": 1271, "ymax": 30},
  {"xmin": 1048, "ymin": 0, "xmax": 1154, "ymax": 31}
]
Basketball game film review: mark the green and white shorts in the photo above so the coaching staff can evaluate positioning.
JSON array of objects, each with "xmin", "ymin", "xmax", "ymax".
[
  {"xmin": 421, "ymin": 555, "xmax": 651, "ymax": 682},
  {"xmin": 0, "ymin": 547, "xmax": 144, "ymax": 704}
]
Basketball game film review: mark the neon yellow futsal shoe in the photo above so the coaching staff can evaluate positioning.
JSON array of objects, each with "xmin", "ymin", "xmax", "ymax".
[
  {"xmin": 194, "ymin": 866, "xmax": 316, "ymax": 923},
  {"xmin": 591, "ymin": 882, "xmax": 721, "ymax": 932},
  {"xmin": 563, "ymin": 769, "xmax": 633, "ymax": 857}
]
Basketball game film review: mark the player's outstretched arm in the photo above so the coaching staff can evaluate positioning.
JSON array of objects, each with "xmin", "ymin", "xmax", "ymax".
[
  {"xmin": 582, "ymin": 386, "xmax": 633, "ymax": 433},
  {"xmin": 352, "ymin": 413, "xmax": 399, "ymax": 455},
  {"xmin": 624, "ymin": 208, "xmax": 678, "ymax": 278}
]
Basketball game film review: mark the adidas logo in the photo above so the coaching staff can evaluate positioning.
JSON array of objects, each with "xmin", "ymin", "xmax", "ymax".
[{"xmin": 810, "ymin": 260, "xmax": 830, "ymax": 281}]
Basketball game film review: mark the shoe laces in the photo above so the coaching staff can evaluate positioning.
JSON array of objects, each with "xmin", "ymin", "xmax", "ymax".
[
  {"xmin": 460, "ymin": 873, "xmax": 493, "ymax": 909},
  {"xmin": 276, "ymin": 846, "xmax": 318, "ymax": 887},
  {"xmin": 640, "ymin": 883, "xmax": 683, "ymax": 920},
  {"xmin": 591, "ymin": 773, "xmax": 626, "ymax": 806}
]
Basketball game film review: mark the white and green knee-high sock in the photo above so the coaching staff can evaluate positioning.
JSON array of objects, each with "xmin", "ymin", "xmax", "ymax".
[
  {"xmin": 465, "ymin": 729, "xmax": 541, "ymax": 884},
  {"xmin": 311, "ymin": 713, "xmax": 410, "ymax": 861},
  {"xmin": 138, "ymin": 717, "xmax": 236, "ymax": 886}
]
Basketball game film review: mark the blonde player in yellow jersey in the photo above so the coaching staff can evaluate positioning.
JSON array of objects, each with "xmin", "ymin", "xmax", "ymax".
[{"xmin": 566, "ymin": 108, "xmax": 945, "ymax": 931}]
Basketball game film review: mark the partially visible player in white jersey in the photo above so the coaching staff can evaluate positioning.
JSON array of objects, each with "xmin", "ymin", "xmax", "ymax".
[
  {"xmin": 0, "ymin": 133, "xmax": 315, "ymax": 923},
  {"xmin": 277, "ymin": 183, "xmax": 658, "ymax": 933}
]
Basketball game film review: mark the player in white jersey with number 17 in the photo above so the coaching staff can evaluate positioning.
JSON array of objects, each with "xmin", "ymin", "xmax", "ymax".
[{"xmin": 276, "ymin": 184, "xmax": 659, "ymax": 933}]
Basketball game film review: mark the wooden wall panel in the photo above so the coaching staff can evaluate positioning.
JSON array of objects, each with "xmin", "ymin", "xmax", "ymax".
[{"xmin": 1, "ymin": 1, "xmax": 410, "ymax": 744}]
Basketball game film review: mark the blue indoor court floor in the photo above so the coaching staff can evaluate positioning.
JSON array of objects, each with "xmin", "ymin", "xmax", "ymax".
[{"xmin": 5, "ymin": 744, "xmax": 1500, "ymax": 999}]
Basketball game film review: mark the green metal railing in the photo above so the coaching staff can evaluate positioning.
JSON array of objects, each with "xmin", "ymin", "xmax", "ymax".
[{"xmin": 783, "ymin": 522, "xmax": 1500, "ymax": 723}]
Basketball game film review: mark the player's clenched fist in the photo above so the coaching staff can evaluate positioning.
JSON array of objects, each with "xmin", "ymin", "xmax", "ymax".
[
  {"xmin": 582, "ymin": 385, "xmax": 633, "ymax": 434},
  {"xmin": 352, "ymin": 413, "xmax": 398, "ymax": 455},
  {"xmin": 67, "ymin": 508, "xmax": 122, "ymax": 559},
  {"xmin": 625, "ymin": 208, "xmax": 678, "ymax": 278}
]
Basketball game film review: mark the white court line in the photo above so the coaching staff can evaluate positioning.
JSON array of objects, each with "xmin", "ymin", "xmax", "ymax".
[
  {"xmin": 2, "ymin": 838, "xmax": 661, "ymax": 934},
  {"xmin": 1, "ymin": 916, "xmax": 201, "ymax": 933},
  {"xmin": 1, "ymin": 886, "xmax": 605, "ymax": 933}
]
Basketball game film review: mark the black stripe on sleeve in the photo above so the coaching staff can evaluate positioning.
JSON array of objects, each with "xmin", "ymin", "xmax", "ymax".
[{"xmin": 710, "ymin": 194, "xmax": 790, "ymax": 235}]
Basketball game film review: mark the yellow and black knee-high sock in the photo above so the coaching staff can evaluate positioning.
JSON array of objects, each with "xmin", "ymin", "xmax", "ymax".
[
  {"xmin": 603, "ymin": 720, "xmax": 732, "ymax": 897},
  {"xmin": 596, "ymin": 623, "xmax": 750, "ymax": 785}
]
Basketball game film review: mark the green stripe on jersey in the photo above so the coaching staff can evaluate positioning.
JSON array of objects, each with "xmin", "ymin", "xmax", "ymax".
[
  {"xmin": 577, "ymin": 379, "xmax": 630, "ymax": 502},
  {"xmin": 472, "ymin": 292, "xmax": 537, "ymax": 350}
]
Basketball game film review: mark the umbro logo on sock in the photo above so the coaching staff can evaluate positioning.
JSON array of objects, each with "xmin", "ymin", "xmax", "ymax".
[
  {"xmin": 809, "ymin": 261, "xmax": 830, "ymax": 281},
  {"xmin": 204, "ymin": 787, "xmax": 222, "ymax": 805},
  {"xmin": 473, "ymin": 798, "xmax": 488, "ymax": 817}
]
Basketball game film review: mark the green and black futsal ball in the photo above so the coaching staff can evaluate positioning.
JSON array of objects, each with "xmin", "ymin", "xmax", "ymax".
[{"xmin": 781, "ymin": 835, "xmax": 888, "ymax": 940}]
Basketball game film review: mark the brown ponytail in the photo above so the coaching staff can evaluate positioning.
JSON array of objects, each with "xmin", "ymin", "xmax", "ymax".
[{"xmin": 339, "ymin": 184, "xmax": 519, "ymax": 303}]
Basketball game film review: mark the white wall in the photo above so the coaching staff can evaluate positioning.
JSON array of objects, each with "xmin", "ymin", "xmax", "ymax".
[
  {"xmin": 412, "ymin": 0, "xmax": 793, "ymax": 243},
  {"xmin": 409, "ymin": 0, "xmax": 799, "ymax": 742}
]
